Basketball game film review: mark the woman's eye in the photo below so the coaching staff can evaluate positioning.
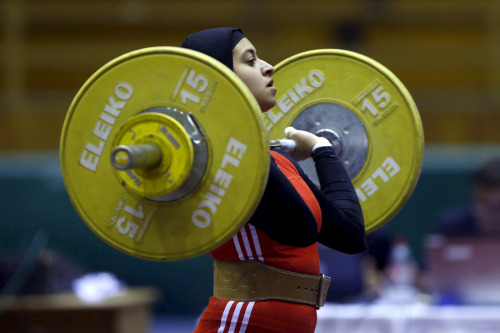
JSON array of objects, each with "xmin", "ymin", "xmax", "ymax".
[{"xmin": 248, "ymin": 58, "xmax": 256, "ymax": 65}]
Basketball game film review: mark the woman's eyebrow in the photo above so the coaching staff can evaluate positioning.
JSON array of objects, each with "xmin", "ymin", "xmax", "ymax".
[{"xmin": 241, "ymin": 48, "xmax": 256, "ymax": 58}]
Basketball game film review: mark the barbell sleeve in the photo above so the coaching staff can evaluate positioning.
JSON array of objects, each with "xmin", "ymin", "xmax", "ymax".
[{"xmin": 111, "ymin": 143, "xmax": 163, "ymax": 170}]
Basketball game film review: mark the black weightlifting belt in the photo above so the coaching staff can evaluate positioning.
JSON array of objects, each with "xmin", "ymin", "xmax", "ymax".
[{"xmin": 213, "ymin": 260, "xmax": 331, "ymax": 309}]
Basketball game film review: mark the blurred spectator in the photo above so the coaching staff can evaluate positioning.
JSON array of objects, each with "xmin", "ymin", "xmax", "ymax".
[
  {"xmin": 319, "ymin": 226, "xmax": 393, "ymax": 303},
  {"xmin": 437, "ymin": 157, "xmax": 500, "ymax": 235}
]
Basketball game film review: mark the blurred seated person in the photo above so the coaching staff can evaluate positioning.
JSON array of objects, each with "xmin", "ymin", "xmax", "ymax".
[
  {"xmin": 319, "ymin": 226, "xmax": 393, "ymax": 303},
  {"xmin": 437, "ymin": 157, "xmax": 500, "ymax": 236}
]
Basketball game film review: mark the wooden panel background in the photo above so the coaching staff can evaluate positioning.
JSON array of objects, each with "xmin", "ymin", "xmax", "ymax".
[{"xmin": 1, "ymin": 0, "xmax": 499, "ymax": 151}]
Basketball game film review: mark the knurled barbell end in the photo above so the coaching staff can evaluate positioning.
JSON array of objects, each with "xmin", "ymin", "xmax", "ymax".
[
  {"xmin": 113, "ymin": 150, "xmax": 131, "ymax": 167},
  {"xmin": 110, "ymin": 146, "xmax": 133, "ymax": 170}
]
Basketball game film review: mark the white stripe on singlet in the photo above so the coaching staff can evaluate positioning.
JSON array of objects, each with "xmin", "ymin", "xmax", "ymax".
[
  {"xmin": 232, "ymin": 234, "xmax": 245, "ymax": 260},
  {"xmin": 248, "ymin": 224, "xmax": 264, "ymax": 262},
  {"xmin": 233, "ymin": 225, "xmax": 265, "ymax": 262},
  {"xmin": 227, "ymin": 302, "xmax": 244, "ymax": 332},
  {"xmin": 217, "ymin": 301, "xmax": 235, "ymax": 333},
  {"xmin": 239, "ymin": 302, "xmax": 255, "ymax": 333},
  {"xmin": 217, "ymin": 301, "xmax": 255, "ymax": 333},
  {"xmin": 240, "ymin": 226, "xmax": 255, "ymax": 260}
]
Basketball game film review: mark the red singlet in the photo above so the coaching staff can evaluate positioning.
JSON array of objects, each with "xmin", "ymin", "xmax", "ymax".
[{"xmin": 193, "ymin": 151, "xmax": 323, "ymax": 333}]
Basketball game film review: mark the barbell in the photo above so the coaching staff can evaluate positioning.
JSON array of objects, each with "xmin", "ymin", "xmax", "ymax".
[{"xmin": 60, "ymin": 47, "xmax": 424, "ymax": 261}]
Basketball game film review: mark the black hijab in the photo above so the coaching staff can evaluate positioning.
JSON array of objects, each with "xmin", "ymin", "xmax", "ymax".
[{"xmin": 181, "ymin": 28, "xmax": 246, "ymax": 70}]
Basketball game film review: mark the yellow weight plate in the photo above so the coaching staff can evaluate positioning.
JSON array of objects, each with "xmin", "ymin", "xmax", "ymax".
[
  {"xmin": 60, "ymin": 47, "xmax": 269, "ymax": 261},
  {"xmin": 266, "ymin": 49, "xmax": 424, "ymax": 233}
]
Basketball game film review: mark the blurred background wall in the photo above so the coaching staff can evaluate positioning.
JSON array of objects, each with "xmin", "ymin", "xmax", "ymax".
[{"xmin": 1, "ymin": 0, "xmax": 499, "ymax": 316}]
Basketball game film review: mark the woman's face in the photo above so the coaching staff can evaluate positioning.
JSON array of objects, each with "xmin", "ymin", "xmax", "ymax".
[{"xmin": 232, "ymin": 38, "xmax": 277, "ymax": 112}]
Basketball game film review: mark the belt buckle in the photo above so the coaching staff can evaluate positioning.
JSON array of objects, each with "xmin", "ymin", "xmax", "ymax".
[{"xmin": 316, "ymin": 273, "xmax": 330, "ymax": 310}]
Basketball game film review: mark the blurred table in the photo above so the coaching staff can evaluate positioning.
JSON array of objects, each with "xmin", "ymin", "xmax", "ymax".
[
  {"xmin": 316, "ymin": 303, "xmax": 500, "ymax": 333},
  {"xmin": 1, "ymin": 287, "xmax": 158, "ymax": 333}
]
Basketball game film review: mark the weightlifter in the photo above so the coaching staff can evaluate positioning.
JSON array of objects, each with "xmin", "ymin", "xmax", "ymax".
[{"xmin": 181, "ymin": 27, "xmax": 366, "ymax": 333}]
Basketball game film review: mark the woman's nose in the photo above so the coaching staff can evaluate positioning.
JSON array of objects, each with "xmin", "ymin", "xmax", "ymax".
[{"xmin": 261, "ymin": 61, "xmax": 274, "ymax": 76}]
